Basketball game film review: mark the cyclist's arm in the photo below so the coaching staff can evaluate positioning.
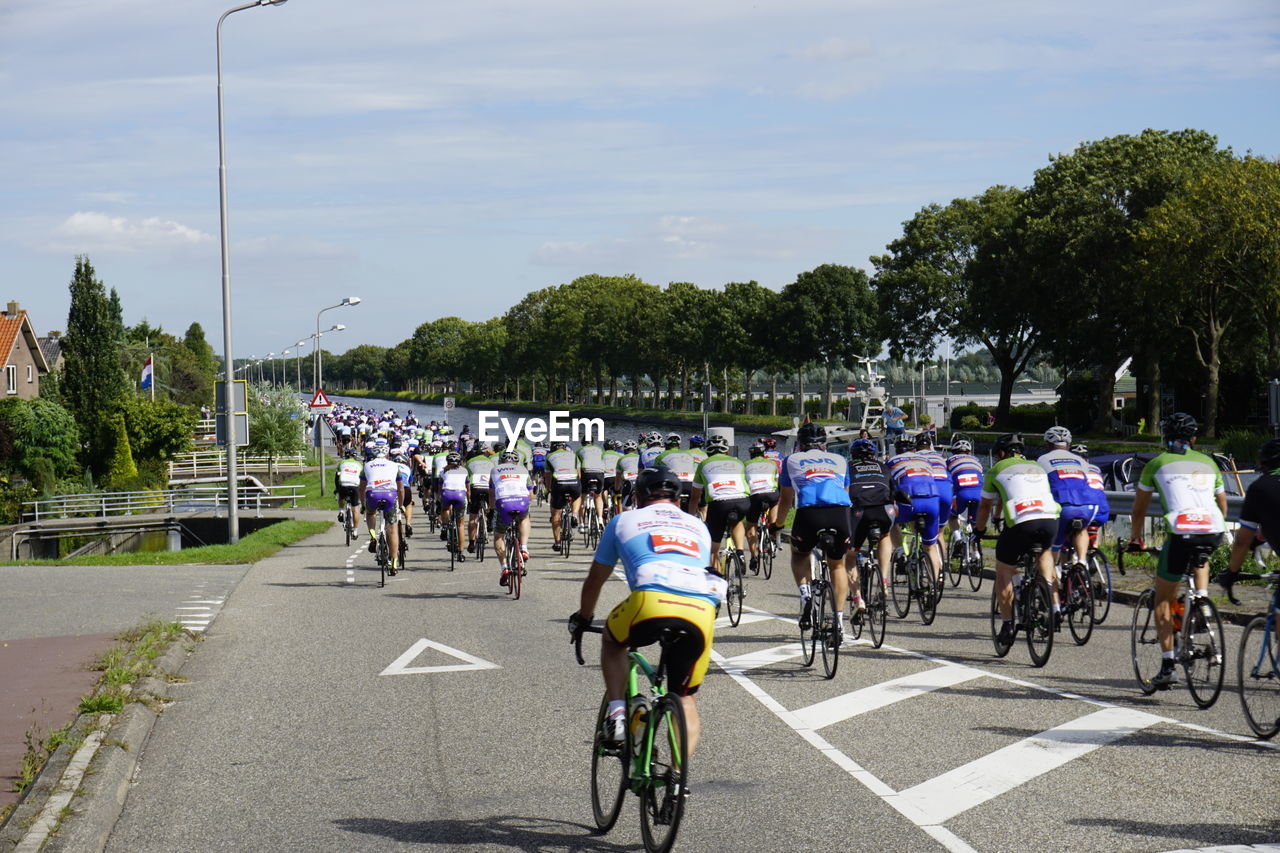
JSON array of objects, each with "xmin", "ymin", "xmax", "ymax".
[
  {"xmin": 1128, "ymin": 488, "xmax": 1153, "ymax": 541},
  {"xmin": 577, "ymin": 560, "xmax": 614, "ymax": 622},
  {"xmin": 1227, "ymin": 524, "xmax": 1258, "ymax": 573},
  {"xmin": 690, "ymin": 485, "xmax": 703, "ymax": 507},
  {"xmin": 974, "ymin": 496, "xmax": 993, "ymax": 532},
  {"xmin": 774, "ymin": 486, "xmax": 795, "ymax": 529}
]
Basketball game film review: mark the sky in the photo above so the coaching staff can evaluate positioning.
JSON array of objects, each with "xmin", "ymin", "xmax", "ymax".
[{"xmin": 2, "ymin": 0, "xmax": 1278, "ymax": 361}]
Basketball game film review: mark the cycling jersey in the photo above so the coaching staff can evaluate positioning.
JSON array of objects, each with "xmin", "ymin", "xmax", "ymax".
[
  {"xmin": 655, "ymin": 448, "xmax": 698, "ymax": 483},
  {"xmin": 489, "ymin": 462, "xmax": 531, "ymax": 500},
  {"xmin": 1238, "ymin": 470, "xmax": 1280, "ymax": 544},
  {"xmin": 847, "ymin": 458, "xmax": 892, "ymax": 508},
  {"xmin": 439, "ymin": 466, "xmax": 469, "ymax": 493},
  {"xmin": 762, "ymin": 448, "xmax": 783, "ymax": 473},
  {"xmin": 921, "ymin": 449, "xmax": 953, "ymax": 524},
  {"xmin": 432, "ymin": 452, "xmax": 449, "ymax": 477},
  {"xmin": 690, "ymin": 448, "xmax": 708, "ymax": 466},
  {"xmin": 638, "ymin": 444, "xmax": 663, "ymax": 468},
  {"xmin": 531, "ymin": 447, "xmax": 547, "ymax": 469},
  {"xmin": 616, "ymin": 452, "xmax": 641, "ymax": 482},
  {"xmin": 1084, "ymin": 463, "xmax": 1111, "ymax": 524},
  {"xmin": 1136, "ymin": 449, "xmax": 1226, "ymax": 534},
  {"xmin": 1037, "ymin": 449, "xmax": 1096, "ymax": 506},
  {"xmin": 601, "ymin": 449, "xmax": 622, "ymax": 478},
  {"xmin": 514, "ymin": 438, "xmax": 533, "ymax": 470},
  {"xmin": 593, "ymin": 503, "xmax": 725, "ymax": 606},
  {"xmin": 546, "ymin": 448, "xmax": 580, "ymax": 483},
  {"xmin": 361, "ymin": 458, "xmax": 406, "ymax": 500},
  {"xmin": 780, "ymin": 449, "xmax": 852, "ymax": 508},
  {"xmin": 578, "ymin": 444, "xmax": 606, "ymax": 473},
  {"xmin": 888, "ymin": 451, "xmax": 937, "ymax": 499},
  {"xmin": 466, "ymin": 455, "xmax": 495, "ymax": 490},
  {"xmin": 982, "ymin": 457, "xmax": 1060, "ymax": 527},
  {"xmin": 335, "ymin": 459, "xmax": 363, "ymax": 488},
  {"xmin": 947, "ymin": 453, "xmax": 984, "ymax": 496},
  {"xmin": 693, "ymin": 453, "xmax": 749, "ymax": 501},
  {"xmin": 744, "ymin": 458, "xmax": 780, "ymax": 495}
]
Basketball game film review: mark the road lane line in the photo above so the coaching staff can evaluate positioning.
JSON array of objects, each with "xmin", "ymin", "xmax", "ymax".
[
  {"xmin": 714, "ymin": 612, "xmax": 775, "ymax": 629},
  {"xmin": 719, "ymin": 643, "xmax": 807, "ymax": 673},
  {"xmin": 792, "ymin": 664, "xmax": 984, "ymax": 730},
  {"xmin": 889, "ymin": 706, "xmax": 1162, "ymax": 825}
]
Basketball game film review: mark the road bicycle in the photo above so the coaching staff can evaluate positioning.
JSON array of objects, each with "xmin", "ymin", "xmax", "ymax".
[
  {"xmin": 443, "ymin": 513, "xmax": 461, "ymax": 571},
  {"xmin": 559, "ymin": 506, "xmax": 575, "ymax": 559},
  {"xmin": 1054, "ymin": 540, "xmax": 1096, "ymax": 646},
  {"xmin": 849, "ymin": 523, "xmax": 888, "ymax": 649},
  {"xmin": 891, "ymin": 513, "xmax": 942, "ymax": 625},
  {"xmin": 1223, "ymin": 570, "xmax": 1280, "ymax": 739},
  {"xmin": 584, "ymin": 496, "xmax": 603, "ymax": 551},
  {"xmin": 573, "ymin": 623, "xmax": 691, "ymax": 853},
  {"xmin": 371, "ymin": 512, "xmax": 392, "ymax": 587},
  {"xmin": 989, "ymin": 540, "xmax": 1055, "ymax": 667},
  {"xmin": 718, "ymin": 509, "xmax": 748, "ymax": 627},
  {"xmin": 500, "ymin": 510, "xmax": 528, "ymax": 600},
  {"xmin": 752, "ymin": 511, "xmax": 776, "ymax": 580},
  {"xmin": 396, "ymin": 518, "xmax": 408, "ymax": 572},
  {"xmin": 473, "ymin": 508, "xmax": 488, "ymax": 563},
  {"xmin": 801, "ymin": 529, "xmax": 843, "ymax": 679},
  {"xmin": 340, "ymin": 504, "xmax": 357, "ymax": 546},
  {"xmin": 1124, "ymin": 538, "xmax": 1224, "ymax": 708},
  {"xmin": 1084, "ymin": 526, "xmax": 1113, "ymax": 624},
  {"xmin": 947, "ymin": 513, "xmax": 985, "ymax": 592}
]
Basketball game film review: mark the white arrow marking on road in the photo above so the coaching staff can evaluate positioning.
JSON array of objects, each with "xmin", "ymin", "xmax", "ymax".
[
  {"xmin": 379, "ymin": 638, "xmax": 501, "ymax": 676},
  {"xmin": 792, "ymin": 664, "xmax": 984, "ymax": 731}
]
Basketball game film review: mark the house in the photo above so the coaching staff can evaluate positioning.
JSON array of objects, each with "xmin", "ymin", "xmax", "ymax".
[
  {"xmin": 0, "ymin": 301, "xmax": 50, "ymax": 399},
  {"xmin": 37, "ymin": 330, "xmax": 65, "ymax": 376}
]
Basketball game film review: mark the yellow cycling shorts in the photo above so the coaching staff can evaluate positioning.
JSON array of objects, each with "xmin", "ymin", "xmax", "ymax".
[{"xmin": 605, "ymin": 589, "xmax": 716, "ymax": 695}]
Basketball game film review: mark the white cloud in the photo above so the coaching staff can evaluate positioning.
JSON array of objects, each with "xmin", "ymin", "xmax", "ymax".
[
  {"xmin": 49, "ymin": 212, "xmax": 213, "ymax": 254},
  {"xmin": 794, "ymin": 37, "xmax": 874, "ymax": 63}
]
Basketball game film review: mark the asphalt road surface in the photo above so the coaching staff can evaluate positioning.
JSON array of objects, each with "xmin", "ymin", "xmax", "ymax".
[{"xmin": 100, "ymin": 515, "xmax": 1278, "ymax": 853}]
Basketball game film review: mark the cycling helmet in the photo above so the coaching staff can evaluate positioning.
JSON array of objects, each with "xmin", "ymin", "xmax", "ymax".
[
  {"xmin": 762, "ymin": 437, "xmax": 777, "ymax": 449},
  {"xmin": 748, "ymin": 443, "xmax": 764, "ymax": 458},
  {"xmin": 374, "ymin": 446, "xmax": 390, "ymax": 459},
  {"xmin": 1259, "ymin": 438, "xmax": 1280, "ymax": 472},
  {"xmin": 850, "ymin": 438, "xmax": 878, "ymax": 459},
  {"xmin": 993, "ymin": 433, "xmax": 1025, "ymax": 456},
  {"xmin": 344, "ymin": 447, "xmax": 359, "ymax": 459},
  {"xmin": 624, "ymin": 440, "xmax": 639, "ymax": 452},
  {"xmin": 706, "ymin": 435, "xmax": 730, "ymax": 454},
  {"xmin": 500, "ymin": 450, "xmax": 520, "ymax": 464},
  {"xmin": 467, "ymin": 446, "xmax": 484, "ymax": 459},
  {"xmin": 647, "ymin": 431, "xmax": 663, "ymax": 447},
  {"xmin": 446, "ymin": 451, "xmax": 462, "ymax": 465},
  {"xmin": 952, "ymin": 439, "xmax": 972, "ymax": 454},
  {"xmin": 914, "ymin": 432, "xmax": 933, "ymax": 450},
  {"xmin": 664, "ymin": 432, "xmax": 681, "ymax": 448},
  {"xmin": 797, "ymin": 421, "xmax": 827, "ymax": 449},
  {"xmin": 1069, "ymin": 443, "xmax": 1088, "ymax": 457},
  {"xmin": 607, "ymin": 439, "xmax": 622, "ymax": 451},
  {"xmin": 493, "ymin": 441, "xmax": 506, "ymax": 453},
  {"xmin": 550, "ymin": 441, "xmax": 568, "ymax": 451},
  {"xmin": 1161, "ymin": 412, "xmax": 1198, "ymax": 441},
  {"xmin": 690, "ymin": 434, "xmax": 705, "ymax": 447},
  {"xmin": 635, "ymin": 466, "xmax": 682, "ymax": 503},
  {"xmin": 894, "ymin": 438, "xmax": 915, "ymax": 454},
  {"xmin": 392, "ymin": 453, "xmax": 409, "ymax": 466},
  {"xmin": 1044, "ymin": 426, "xmax": 1072, "ymax": 447}
]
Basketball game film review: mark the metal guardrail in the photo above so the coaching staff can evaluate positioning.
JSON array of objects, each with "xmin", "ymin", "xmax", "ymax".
[
  {"xmin": 1102, "ymin": 489, "xmax": 1244, "ymax": 522},
  {"xmin": 21, "ymin": 485, "xmax": 302, "ymax": 522},
  {"xmin": 168, "ymin": 451, "xmax": 307, "ymax": 480}
]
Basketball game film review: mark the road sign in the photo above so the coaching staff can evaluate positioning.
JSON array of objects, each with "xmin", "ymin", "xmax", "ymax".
[
  {"xmin": 309, "ymin": 388, "xmax": 332, "ymax": 408},
  {"xmin": 846, "ymin": 383, "xmax": 858, "ymax": 394},
  {"xmin": 215, "ymin": 413, "xmax": 249, "ymax": 447},
  {"xmin": 214, "ymin": 379, "xmax": 247, "ymax": 414},
  {"xmin": 443, "ymin": 397, "xmax": 455, "ymax": 410}
]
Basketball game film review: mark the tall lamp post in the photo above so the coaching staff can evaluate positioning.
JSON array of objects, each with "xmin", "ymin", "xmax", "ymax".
[
  {"xmin": 294, "ymin": 340, "xmax": 306, "ymax": 389},
  {"xmin": 217, "ymin": 0, "xmax": 289, "ymax": 545},
  {"xmin": 314, "ymin": 297, "xmax": 361, "ymax": 393},
  {"xmin": 313, "ymin": 322, "xmax": 346, "ymax": 495}
]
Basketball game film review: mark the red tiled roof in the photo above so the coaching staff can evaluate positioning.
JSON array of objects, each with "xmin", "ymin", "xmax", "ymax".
[{"xmin": 0, "ymin": 311, "xmax": 50, "ymax": 373}]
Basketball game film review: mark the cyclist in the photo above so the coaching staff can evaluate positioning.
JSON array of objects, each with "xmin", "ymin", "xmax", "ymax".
[
  {"xmin": 1073, "ymin": 443, "xmax": 1111, "ymax": 547},
  {"xmin": 577, "ymin": 437, "xmax": 608, "ymax": 527},
  {"xmin": 773, "ymin": 421, "xmax": 853, "ymax": 641},
  {"xmin": 690, "ymin": 435, "xmax": 751, "ymax": 569},
  {"xmin": 916, "ymin": 431, "xmax": 953, "ymax": 552},
  {"xmin": 946, "ymin": 438, "xmax": 984, "ymax": 537},
  {"xmin": 848, "ymin": 437, "xmax": 895, "ymax": 610},
  {"xmin": 430, "ymin": 441, "xmax": 449, "ymax": 520},
  {"xmin": 360, "ymin": 445, "xmax": 407, "ymax": 573},
  {"xmin": 334, "ymin": 448, "xmax": 364, "ymax": 536},
  {"xmin": 744, "ymin": 443, "xmax": 780, "ymax": 572},
  {"xmin": 656, "ymin": 434, "xmax": 698, "ymax": 513},
  {"xmin": 546, "ymin": 440, "xmax": 582, "ymax": 552},
  {"xmin": 638, "ymin": 431, "xmax": 664, "ymax": 468},
  {"xmin": 616, "ymin": 440, "xmax": 641, "ymax": 509},
  {"xmin": 1128, "ymin": 413, "xmax": 1227, "ymax": 688},
  {"xmin": 601, "ymin": 439, "xmax": 623, "ymax": 515},
  {"xmin": 1036, "ymin": 427, "xmax": 1098, "ymax": 568},
  {"xmin": 569, "ymin": 466, "xmax": 726, "ymax": 757},
  {"xmin": 1223, "ymin": 437, "xmax": 1280, "ymax": 583},
  {"xmin": 438, "ymin": 451, "xmax": 470, "ymax": 561},
  {"xmin": 974, "ymin": 433, "xmax": 1061, "ymax": 648},
  {"xmin": 888, "ymin": 436, "xmax": 943, "ymax": 588},
  {"xmin": 391, "ymin": 448, "xmax": 415, "ymax": 537},
  {"xmin": 761, "ymin": 436, "xmax": 783, "ymax": 471},
  {"xmin": 490, "ymin": 449, "xmax": 533, "ymax": 586},
  {"xmin": 689, "ymin": 434, "xmax": 708, "ymax": 467},
  {"xmin": 465, "ymin": 446, "xmax": 496, "ymax": 555},
  {"xmin": 531, "ymin": 441, "xmax": 548, "ymax": 480}
]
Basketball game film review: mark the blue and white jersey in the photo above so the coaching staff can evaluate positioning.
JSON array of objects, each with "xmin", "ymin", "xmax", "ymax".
[
  {"xmin": 888, "ymin": 451, "xmax": 938, "ymax": 499},
  {"xmin": 592, "ymin": 503, "xmax": 725, "ymax": 605},
  {"xmin": 1037, "ymin": 449, "xmax": 1096, "ymax": 506},
  {"xmin": 361, "ymin": 458, "xmax": 406, "ymax": 494},
  {"xmin": 779, "ymin": 449, "xmax": 852, "ymax": 508},
  {"xmin": 638, "ymin": 445, "xmax": 664, "ymax": 468}
]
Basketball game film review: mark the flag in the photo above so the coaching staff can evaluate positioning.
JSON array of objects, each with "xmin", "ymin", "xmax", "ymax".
[{"xmin": 140, "ymin": 355, "xmax": 154, "ymax": 390}]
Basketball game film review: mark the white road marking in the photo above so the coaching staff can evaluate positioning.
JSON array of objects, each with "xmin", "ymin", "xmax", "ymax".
[
  {"xmin": 1159, "ymin": 846, "xmax": 1280, "ymax": 853},
  {"xmin": 714, "ymin": 611, "xmax": 775, "ymax": 629},
  {"xmin": 719, "ymin": 643, "xmax": 806, "ymax": 673},
  {"xmin": 379, "ymin": 638, "xmax": 501, "ymax": 676},
  {"xmin": 888, "ymin": 706, "xmax": 1162, "ymax": 825},
  {"xmin": 791, "ymin": 664, "xmax": 984, "ymax": 730}
]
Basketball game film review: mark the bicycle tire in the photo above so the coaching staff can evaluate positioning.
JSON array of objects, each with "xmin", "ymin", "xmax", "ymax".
[
  {"xmin": 801, "ymin": 573, "xmax": 818, "ymax": 667},
  {"xmin": 639, "ymin": 695, "xmax": 688, "ymax": 853},
  {"xmin": 344, "ymin": 510, "xmax": 353, "ymax": 546},
  {"xmin": 377, "ymin": 537, "xmax": 388, "ymax": 588},
  {"xmin": 1066, "ymin": 564, "xmax": 1095, "ymax": 646},
  {"xmin": 867, "ymin": 573, "xmax": 887, "ymax": 649},
  {"xmin": 510, "ymin": 548, "xmax": 523, "ymax": 600},
  {"xmin": 476, "ymin": 528, "xmax": 486, "ymax": 564},
  {"xmin": 398, "ymin": 532, "xmax": 408, "ymax": 573},
  {"xmin": 1184, "ymin": 596, "xmax": 1225, "ymax": 709},
  {"xmin": 1237, "ymin": 615, "xmax": 1280, "ymax": 739},
  {"xmin": 891, "ymin": 549, "xmax": 911, "ymax": 619},
  {"xmin": 967, "ymin": 538, "xmax": 984, "ymax": 592},
  {"xmin": 1130, "ymin": 588, "xmax": 1162, "ymax": 694},
  {"xmin": 1025, "ymin": 576, "xmax": 1054, "ymax": 668},
  {"xmin": 590, "ymin": 697, "xmax": 628, "ymax": 831},
  {"xmin": 991, "ymin": 581, "xmax": 1012, "ymax": 657},
  {"xmin": 1088, "ymin": 550, "xmax": 1113, "ymax": 624},
  {"xmin": 448, "ymin": 526, "xmax": 457, "ymax": 571},
  {"xmin": 761, "ymin": 535, "xmax": 774, "ymax": 580},
  {"xmin": 726, "ymin": 559, "xmax": 744, "ymax": 627},
  {"xmin": 947, "ymin": 539, "xmax": 964, "ymax": 587},
  {"xmin": 819, "ymin": 579, "xmax": 839, "ymax": 680},
  {"xmin": 916, "ymin": 555, "xmax": 938, "ymax": 626}
]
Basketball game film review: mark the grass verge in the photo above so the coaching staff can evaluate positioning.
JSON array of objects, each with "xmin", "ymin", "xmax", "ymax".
[
  {"xmin": 0, "ymin": 520, "xmax": 331, "ymax": 567},
  {"xmin": 275, "ymin": 467, "xmax": 341, "ymax": 510}
]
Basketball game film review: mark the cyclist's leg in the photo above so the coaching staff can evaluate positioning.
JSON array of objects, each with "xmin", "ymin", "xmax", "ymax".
[
  {"xmin": 824, "ymin": 510, "xmax": 853, "ymax": 613},
  {"xmin": 385, "ymin": 504, "xmax": 401, "ymax": 566}
]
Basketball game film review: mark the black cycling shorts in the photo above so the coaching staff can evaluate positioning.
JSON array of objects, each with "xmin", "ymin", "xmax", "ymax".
[
  {"xmin": 581, "ymin": 472, "xmax": 604, "ymax": 494},
  {"xmin": 790, "ymin": 505, "xmax": 853, "ymax": 557},
  {"xmin": 551, "ymin": 481, "xmax": 581, "ymax": 510},
  {"xmin": 467, "ymin": 489, "xmax": 489, "ymax": 515},
  {"xmin": 852, "ymin": 505, "xmax": 893, "ymax": 549},
  {"xmin": 337, "ymin": 485, "xmax": 361, "ymax": 507},
  {"xmin": 1157, "ymin": 533, "xmax": 1223, "ymax": 583},
  {"xmin": 705, "ymin": 498, "xmax": 751, "ymax": 543},
  {"xmin": 603, "ymin": 476, "xmax": 616, "ymax": 492},
  {"xmin": 995, "ymin": 518, "xmax": 1058, "ymax": 565},
  {"xmin": 747, "ymin": 491, "xmax": 779, "ymax": 524}
]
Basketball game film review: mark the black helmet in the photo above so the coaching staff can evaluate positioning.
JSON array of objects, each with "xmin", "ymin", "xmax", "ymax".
[
  {"xmin": 894, "ymin": 438, "xmax": 914, "ymax": 454},
  {"xmin": 635, "ymin": 466, "xmax": 682, "ymax": 503},
  {"xmin": 1161, "ymin": 412, "xmax": 1198, "ymax": 441},
  {"xmin": 850, "ymin": 438, "xmax": 878, "ymax": 459},
  {"xmin": 748, "ymin": 443, "xmax": 764, "ymax": 458},
  {"xmin": 797, "ymin": 421, "xmax": 827, "ymax": 449},
  {"xmin": 914, "ymin": 432, "xmax": 933, "ymax": 450},
  {"xmin": 1259, "ymin": 438, "xmax": 1280, "ymax": 472},
  {"xmin": 993, "ymin": 433, "xmax": 1025, "ymax": 456}
]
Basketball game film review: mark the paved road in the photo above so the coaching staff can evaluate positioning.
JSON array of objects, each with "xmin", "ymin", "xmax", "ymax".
[{"xmin": 100, "ymin": 517, "xmax": 1278, "ymax": 853}]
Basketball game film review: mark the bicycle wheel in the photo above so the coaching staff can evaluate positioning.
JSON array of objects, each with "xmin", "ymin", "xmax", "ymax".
[
  {"xmin": 867, "ymin": 573, "xmax": 887, "ymax": 649},
  {"xmin": 801, "ymin": 570, "xmax": 818, "ymax": 667},
  {"xmin": 967, "ymin": 538, "xmax": 984, "ymax": 592},
  {"xmin": 590, "ymin": 697, "xmax": 628, "ymax": 831},
  {"xmin": 448, "ymin": 527, "xmax": 457, "ymax": 571},
  {"xmin": 848, "ymin": 567, "xmax": 864, "ymax": 642},
  {"xmin": 1131, "ymin": 588, "xmax": 1162, "ymax": 694},
  {"xmin": 947, "ymin": 539, "xmax": 964, "ymax": 588},
  {"xmin": 344, "ymin": 510, "xmax": 353, "ymax": 546},
  {"xmin": 817, "ymin": 577, "xmax": 839, "ymax": 679},
  {"xmin": 761, "ymin": 535, "xmax": 774, "ymax": 580},
  {"xmin": 476, "ymin": 529, "xmax": 486, "ymax": 563},
  {"xmin": 1024, "ymin": 577, "xmax": 1054, "ymax": 667},
  {"xmin": 639, "ymin": 695, "xmax": 688, "ymax": 853},
  {"xmin": 1184, "ymin": 597, "xmax": 1225, "ymax": 709},
  {"xmin": 890, "ymin": 549, "xmax": 911, "ymax": 618},
  {"xmin": 377, "ymin": 538, "xmax": 388, "ymax": 587},
  {"xmin": 990, "ymin": 581, "xmax": 1012, "ymax": 657},
  {"xmin": 726, "ymin": 557, "xmax": 744, "ymax": 628},
  {"xmin": 1237, "ymin": 615, "xmax": 1280, "ymax": 739},
  {"xmin": 510, "ymin": 548, "xmax": 523, "ymax": 600},
  {"xmin": 398, "ymin": 533, "xmax": 408, "ymax": 572},
  {"xmin": 1088, "ymin": 550, "xmax": 1113, "ymax": 624},
  {"xmin": 562, "ymin": 519, "xmax": 573, "ymax": 560},
  {"xmin": 917, "ymin": 556, "xmax": 938, "ymax": 626},
  {"xmin": 1066, "ymin": 565, "xmax": 1095, "ymax": 646}
]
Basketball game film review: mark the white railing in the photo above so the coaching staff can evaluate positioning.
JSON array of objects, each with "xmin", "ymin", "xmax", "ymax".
[
  {"xmin": 21, "ymin": 485, "xmax": 303, "ymax": 522},
  {"xmin": 168, "ymin": 450, "xmax": 308, "ymax": 480}
]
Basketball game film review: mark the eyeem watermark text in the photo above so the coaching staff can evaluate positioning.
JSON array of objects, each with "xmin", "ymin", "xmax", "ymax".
[{"xmin": 477, "ymin": 410, "xmax": 604, "ymax": 444}]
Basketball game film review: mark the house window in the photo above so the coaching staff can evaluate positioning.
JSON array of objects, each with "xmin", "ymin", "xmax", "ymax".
[
  {"xmin": 5, "ymin": 365, "xmax": 15, "ymax": 394},
  {"xmin": 27, "ymin": 364, "xmax": 33, "ymax": 383},
  {"xmin": 1114, "ymin": 397, "xmax": 1124, "ymax": 410}
]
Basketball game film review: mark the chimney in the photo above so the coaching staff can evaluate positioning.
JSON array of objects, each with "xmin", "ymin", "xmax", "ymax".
[
  {"xmin": 5, "ymin": 301, "xmax": 17, "ymax": 317},
  {"xmin": 47, "ymin": 330, "xmax": 61, "ymax": 339}
]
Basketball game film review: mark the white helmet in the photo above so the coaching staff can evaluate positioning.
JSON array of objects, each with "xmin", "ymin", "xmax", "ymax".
[
  {"xmin": 952, "ymin": 439, "xmax": 972, "ymax": 453},
  {"xmin": 1044, "ymin": 426, "xmax": 1072, "ymax": 447}
]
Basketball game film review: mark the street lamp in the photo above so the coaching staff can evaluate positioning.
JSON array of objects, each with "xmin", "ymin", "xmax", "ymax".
[
  {"xmin": 216, "ymin": 0, "xmax": 289, "ymax": 545},
  {"xmin": 265, "ymin": 353, "xmax": 275, "ymax": 386},
  {"xmin": 314, "ymin": 297, "xmax": 360, "ymax": 394},
  {"xmin": 293, "ymin": 340, "xmax": 306, "ymax": 390},
  {"xmin": 313, "ymin": 322, "xmax": 346, "ymax": 496}
]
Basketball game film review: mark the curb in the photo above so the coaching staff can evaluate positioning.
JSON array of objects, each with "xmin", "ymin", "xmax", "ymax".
[{"xmin": 0, "ymin": 635, "xmax": 195, "ymax": 853}]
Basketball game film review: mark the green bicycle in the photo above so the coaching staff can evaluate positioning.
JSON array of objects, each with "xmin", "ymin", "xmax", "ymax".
[{"xmin": 573, "ymin": 623, "xmax": 690, "ymax": 853}]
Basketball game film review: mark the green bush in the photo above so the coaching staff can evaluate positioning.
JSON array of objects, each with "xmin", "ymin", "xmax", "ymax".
[
  {"xmin": 102, "ymin": 415, "xmax": 138, "ymax": 489},
  {"xmin": 951, "ymin": 402, "xmax": 990, "ymax": 429},
  {"xmin": 1002, "ymin": 403, "xmax": 1059, "ymax": 433},
  {"xmin": 1218, "ymin": 429, "xmax": 1266, "ymax": 466},
  {"xmin": 960, "ymin": 415, "xmax": 982, "ymax": 431}
]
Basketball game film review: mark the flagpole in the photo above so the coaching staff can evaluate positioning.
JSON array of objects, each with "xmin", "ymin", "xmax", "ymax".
[{"xmin": 149, "ymin": 352, "xmax": 155, "ymax": 401}]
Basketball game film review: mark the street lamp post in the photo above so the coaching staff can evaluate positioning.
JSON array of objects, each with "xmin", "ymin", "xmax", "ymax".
[
  {"xmin": 314, "ymin": 297, "xmax": 361, "ymax": 395},
  {"xmin": 216, "ymin": 0, "xmax": 289, "ymax": 545},
  {"xmin": 313, "ymin": 322, "xmax": 347, "ymax": 496},
  {"xmin": 294, "ymin": 340, "xmax": 306, "ymax": 390}
]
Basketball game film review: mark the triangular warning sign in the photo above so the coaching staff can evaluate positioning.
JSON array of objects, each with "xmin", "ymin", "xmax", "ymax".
[
  {"xmin": 309, "ymin": 388, "xmax": 332, "ymax": 408},
  {"xmin": 379, "ymin": 639, "xmax": 501, "ymax": 676}
]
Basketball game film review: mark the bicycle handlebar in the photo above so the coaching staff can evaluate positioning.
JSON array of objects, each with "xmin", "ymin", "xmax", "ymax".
[
  {"xmin": 1219, "ymin": 570, "xmax": 1280, "ymax": 606},
  {"xmin": 571, "ymin": 621, "xmax": 604, "ymax": 665},
  {"xmin": 1115, "ymin": 538, "xmax": 1160, "ymax": 577}
]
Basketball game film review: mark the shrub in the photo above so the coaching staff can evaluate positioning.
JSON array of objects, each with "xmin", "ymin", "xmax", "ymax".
[
  {"xmin": 1218, "ymin": 429, "xmax": 1266, "ymax": 466},
  {"xmin": 960, "ymin": 415, "xmax": 982, "ymax": 431}
]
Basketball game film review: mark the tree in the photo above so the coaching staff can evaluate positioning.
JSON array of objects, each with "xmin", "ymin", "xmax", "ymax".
[
  {"xmin": 781, "ymin": 264, "xmax": 879, "ymax": 418},
  {"xmin": 120, "ymin": 398, "xmax": 197, "ymax": 462},
  {"xmin": 873, "ymin": 186, "xmax": 1038, "ymax": 424},
  {"xmin": 60, "ymin": 256, "xmax": 129, "ymax": 473},
  {"xmin": 1133, "ymin": 155, "xmax": 1280, "ymax": 436},
  {"xmin": 246, "ymin": 384, "xmax": 306, "ymax": 479},
  {"xmin": 0, "ymin": 398, "xmax": 80, "ymax": 491},
  {"xmin": 102, "ymin": 413, "xmax": 138, "ymax": 489},
  {"xmin": 412, "ymin": 317, "xmax": 471, "ymax": 393},
  {"xmin": 722, "ymin": 281, "xmax": 777, "ymax": 415}
]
